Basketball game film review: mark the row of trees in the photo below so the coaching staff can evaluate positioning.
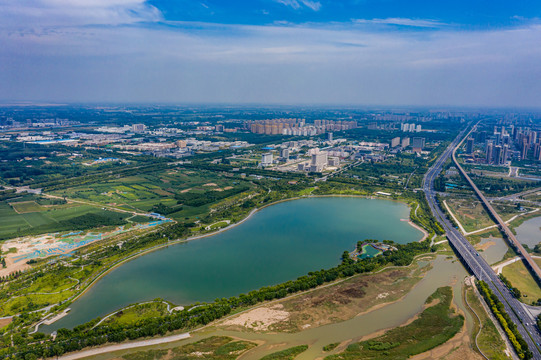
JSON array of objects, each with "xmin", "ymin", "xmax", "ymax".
[
  {"xmin": 477, "ymin": 280, "xmax": 532, "ymax": 360},
  {"xmin": 499, "ymin": 274, "xmax": 522, "ymax": 299},
  {"xmin": 3, "ymin": 240, "xmax": 433, "ymax": 359}
]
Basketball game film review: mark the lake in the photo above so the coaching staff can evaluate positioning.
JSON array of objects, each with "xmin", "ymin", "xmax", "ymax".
[{"xmin": 43, "ymin": 197, "xmax": 424, "ymax": 331}]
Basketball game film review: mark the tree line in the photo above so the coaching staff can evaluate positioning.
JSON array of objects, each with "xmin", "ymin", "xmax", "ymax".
[
  {"xmin": 477, "ymin": 280, "xmax": 532, "ymax": 360},
  {"xmin": 2, "ymin": 239, "xmax": 433, "ymax": 359}
]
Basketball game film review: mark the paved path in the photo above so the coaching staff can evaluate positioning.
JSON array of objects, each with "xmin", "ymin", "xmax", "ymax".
[
  {"xmin": 58, "ymin": 333, "xmax": 191, "ymax": 360},
  {"xmin": 492, "ymin": 256, "xmax": 521, "ymax": 275}
]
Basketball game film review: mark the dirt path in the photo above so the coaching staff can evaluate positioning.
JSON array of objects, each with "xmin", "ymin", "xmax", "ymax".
[{"xmin": 492, "ymin": 256, "xmax": 521, "ymax": 275}]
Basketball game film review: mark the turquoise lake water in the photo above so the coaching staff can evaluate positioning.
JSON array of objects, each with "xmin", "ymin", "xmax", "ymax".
[{"xmin": 43, "ymin": 197, "xmax": 423, "ymax": 331}]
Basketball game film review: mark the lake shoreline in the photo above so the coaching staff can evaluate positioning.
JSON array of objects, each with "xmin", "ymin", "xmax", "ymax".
[{"xmin": 44, "ymin": 194, "xmax": 428, "ymax": 329}]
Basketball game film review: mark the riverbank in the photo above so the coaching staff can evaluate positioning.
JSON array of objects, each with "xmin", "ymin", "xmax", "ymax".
[
  {"xmin": 58, "ymin": 333, "xmax": 191, "ymax": 360},
  {"xmin": 54, "ymin": 252, "xmax": 438, "ymax": 360}
]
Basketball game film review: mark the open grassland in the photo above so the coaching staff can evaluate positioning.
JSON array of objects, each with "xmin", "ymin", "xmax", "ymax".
[
  {"xmin": 260, "ymin": 345, "xmax": 309, "ymax": 360},
  {"xmin": 445, "ymin": 196, "xmax": 496, "ymax": 233},
  {"xmin": 120, "ymin": 336, "xmax": 257, "ymax": 360},
  {"xmin": 324, "ymin": 286, "xmax": 463, "ymax": 360},
  {"xmin": 523, "ymin": 192, "xmax": 541, "ymax": 202},
  {"xmin": 502, "ymin": 260, "xmax": 541, "ymax": 304},
  {"xmin": 465, "ymin": 284, "xmax": 509, "ymax": 359},
  {"xmin": 101, "ymin": 302, "xmax": 171, "ymax": 327}
]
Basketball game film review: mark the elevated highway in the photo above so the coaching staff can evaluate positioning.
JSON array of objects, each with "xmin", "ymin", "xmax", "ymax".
[
  {"xmin": 423, "ymin": 125, "xmax": 541, "ymax": 358},
  {"xmin": 451, "ymin": 143, "xmax": 541, "ymax": 284}
]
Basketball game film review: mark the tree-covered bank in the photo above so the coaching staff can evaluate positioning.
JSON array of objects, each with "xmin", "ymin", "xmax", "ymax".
[{"xmin": 1, "ymin": 239, "xmax": 434, "ymax": 359}]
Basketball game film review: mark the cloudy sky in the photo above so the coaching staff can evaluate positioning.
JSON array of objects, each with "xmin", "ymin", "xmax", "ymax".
[{"xmin": 1, "ymin": 0, "xmax": 541, "ymax": 107}]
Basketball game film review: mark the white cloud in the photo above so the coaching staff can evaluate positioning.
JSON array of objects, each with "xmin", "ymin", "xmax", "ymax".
[
  {"xmin": 353, "ymin": 17, "xmax": 446, "ymax": 28},
  {"xmin": 276, "ymin": 0, "xmax": 321, "ymax": 12},
  {"xmin": 0, "ymin": 11, "xmax": 540, "ymax": 106},
  {"xmin": 0, "ymin": 0, "xmax": 162, "ymax": 28}
]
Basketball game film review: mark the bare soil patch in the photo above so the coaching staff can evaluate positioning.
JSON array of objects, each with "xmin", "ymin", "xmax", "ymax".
[{"xmin": 218, "ymin": 260, "xmax": 432, "ymax": 333}]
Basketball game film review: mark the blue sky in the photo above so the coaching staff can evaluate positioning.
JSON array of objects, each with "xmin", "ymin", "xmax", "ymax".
[
  {"xmin": 149, "ymin": 0, "xmax": 539, "ymax": 28},
  {"xmin": 1, "ymin": 0, "xmax": 541, "ymax": 106}
]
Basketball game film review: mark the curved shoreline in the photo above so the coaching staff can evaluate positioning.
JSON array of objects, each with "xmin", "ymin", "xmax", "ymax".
[
  {"xmin": 57, "ymin": 252, "xmax": 438, "ymax": 360},
  {"xmin": 42, "ymin": 194, "xmax": 428, "ymax": 323}
]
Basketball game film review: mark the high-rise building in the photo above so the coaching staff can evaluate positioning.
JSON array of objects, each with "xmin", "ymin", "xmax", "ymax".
[
  {"xmin": 415, "ymin": 124, "xmax": 422, "ymax": 132},
  {"xmin": 327, "ymin": 132, "xmax": 333, "ymax": 142},
  {"xmin": 280, "ymin": 148, "xmax": 290, "ymax": 159},
  {"xmin": 522, "ymin": 140, "xmax": 529, "ymax": 160},
  {"xmin": 132, "ymin": 124, "xmax": 147, "ymax": 133},
  {"xmin": 486, "ymin": 142, "xmax": 493, "ymax": 164},
  {"xmin": 502, "ymin": 145, "xmax": 509, "ymax": 164},
  {"xmin": 391, "ymin": 137, "xmax": 400, "ymax": 148},
  {"xmin": 412, "ymin": 137, "xmax": 425, "ymax": 149},
  {"xmin": 328, "ymin": 157, "xmax": 340, "ymax": 167},
  {"xmin": 261, "ymin": 153, "xmax": 273, "ymax": 167},
  {"xmin": 494, "ymin": 145, "xmax": 502, "ymax": 165},
  {"xmin": 401, "ymin": 137, "xmax": 410, "ymax": 147},
  {"xmin": 466, "ymin": 138, "xmax": 474, "ymax": 155},
  {"xmin": 310, "ymin": 152, "xmax": 328, "ymax": 172}
]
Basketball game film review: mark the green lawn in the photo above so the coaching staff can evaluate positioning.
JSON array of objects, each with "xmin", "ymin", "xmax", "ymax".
[
  {"xmin": 9, "ymin": 201, "xmax": 46, "ymax": 213},
  {"xmin": 101, "ymin": 302, "xmax": 170, "ymax": 327},
  {"xmin": 502, "ymin": 260, "xmax": 541, "ymax": 304},
  {"xmin": 260, "ymin": 345, "xmax": 309, "ymax": 360},
  {"xmin": 0, "ymin": 201, "xmax": 131, "ymax": 240},
  {"xmin": 0, "ymin": 202, "xmax": 29, "ymax": 238},
  {"xmin": 465, "ymin": 285, "xmax": 508, "ymax": 359}
]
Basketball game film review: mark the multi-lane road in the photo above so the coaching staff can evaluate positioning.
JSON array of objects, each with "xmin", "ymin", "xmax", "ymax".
[{"xmin": 423, "ymin": 125, "xmax": 541, "ymax": 358}]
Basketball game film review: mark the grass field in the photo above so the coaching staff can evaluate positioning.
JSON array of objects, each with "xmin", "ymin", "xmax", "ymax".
[
  {"xmin": 465, "ymin": 285, "xmax": 508, "ymax": 359},
  {"xmin": 325, "ymin": 286, "xmax": 463, "ymax": 360},
  {"xmin": 101, "ymin": 302, "xmax": 170, "ymax": 327},
  {"xmin": 0, "ymin": 199, "xmax": 130, "ymax": 240},
  {"xmin": 502, "ymin": 260, "xmax": 541, "ymax": 304},
  {"xmin": 122, "ymin": 336, "xmax": 256, "ymax": 360},
  {"xmin": 260, "ymin": 345, "xmax": 308, "ymax": 360},
  {"xmin": 9, "ymin": 201, "xmax": 46, "ymax": 213},
  {"xmin": 445, "ymin": 197, "xmax": 496, "ymax": 232}
]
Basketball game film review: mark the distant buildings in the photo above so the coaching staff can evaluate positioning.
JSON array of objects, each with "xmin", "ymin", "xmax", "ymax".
[
  {"xmin": 400, "ymin": 123, "xmax": 422, "ymax": 132},
  {"xmin": 412, "ymin": 137, "xmax": 425, "ymax": 150},
  {"xmin": 328, "ymin": 157, "xmax": 340, "ymax": 167},
  {"xmin": 132, "ymin": 124, "xmax": 147, "ymax": 133},
  {"xmin": 327, "ymin": 132, "xmax": 333, "ymax": 141},
  {"xmin": 466, "ymin": 138, "xmax": 474, "ymax": 155},
  {"xmin": 486, "ymin": 142, "xmax": 493, "ymax": 164},
  {"xmin": 245, "ymin": 119, "xmax": 356, "ymax": 136},
  {"xmin": 261, "ymin": 153, "xmax": 273, "ymax": 167},
  {"xmin": 310, "ymin": 150, "xmax": 328, "ymax": 172},
  {"xmin": 280, "ymin": 148, "xmax": 290, "ymax": 160},
  {"xmin": 401, "ymin": 137, "xmax": 410, "ymax": 147},
  {"xmin": 391, "ymin": 137, "xmax": 400, "ymax": 148}
]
